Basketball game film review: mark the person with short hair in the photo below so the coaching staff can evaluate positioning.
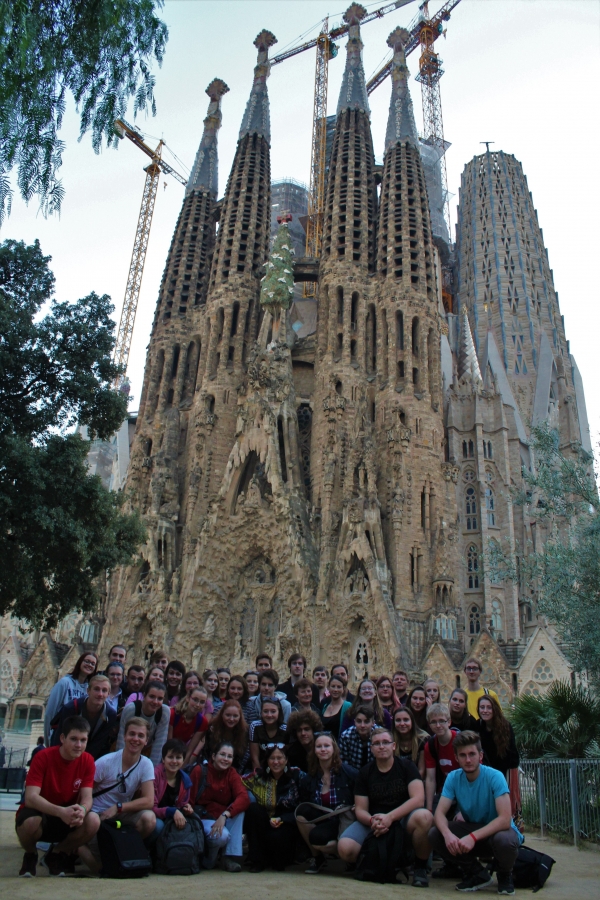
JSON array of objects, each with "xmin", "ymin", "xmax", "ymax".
[
  {"xmin": 279, "ymin": 653, "xmax": 321, "ymax": 707},
  {"xmin": 424, "ymin": 703, "xmax": 460, "ymax": 812},
  {"xmin": 337, "ymin": 727, "xmax": 433, "ymax": 888},
  {"xmin": 463, "ymin": 658, "xmax": 499, "ymax": 718},
  {"xmin": 126, "ymin": 667, "xmax": 165, "ymax": 705},
  {"xmin": 245, "ymin": 668, "xmax": 292, "ymax": 724},
  {"xmin": 117, "ymin": 681, "xmax": 170, "ymax": 765},
  {"xmin": 16, "ymin": 716, "xmax": 100, "ymax": 877},
  {"xmin": 249, "ymin": 698, "xmax": 288, "ymax": 770},
  {"xmin": 151, "ymin": 738, "xmax": 194, "ymax": 838},
  {"xmin": 449, "ymin": 688, "xmax": 478, "ymax": 732},
  {"xmin": 393, "ymin": 670, "xmax": 409, "ymax": 706},
  {"xmin": 149, "ymin": 650, "xmax": 169, "ymax": 671},
  {"xmin": 49, "ymin": 674, "xmax": 116, "ymax": 761},
  {"xmin": 312, "ymin": 665, "xmax": 329, "ymax": 706},
  {"xmin": 331, "ymin": 664, "xmax": 355, "ymax": 702},
  {"xmin": 429, "ymin": 730, "xmax": 522, "ymax": 894},
  {"xmin": 392, "ymin": 706, "xmax": 427, "ymax": 777},
  {"xmin": 255, "ymin": 653, "xmax": 273, "ymax": 672},
  {"xmin": 292, "ymin": 677, "xmax": 322, "ymax": 717},
  {"xmin": 106, "ymin": 644, "xmax": 127, "ymax": 667},
  {"xmin": 106, "ymin": 661, "xmax": 126, "ymax": 713},
  {"xmin": 165, "ymin": 660, "xmax": 186, "ymax": 708},
  {"xmin": 79, "ymin": 717, "xmax": 156, "ymax": 873},
  {"xmin": 339, "ymin": 704, "xmax": 375, "ymax": 775},
  {"xmin": 124, "ymin": 665, "xmax": 146, "ymax": 698},
  {"xmin": 285, "ymin": 708, "xmax": 321, "ymax": 770},
  {"xmin": 43, "ymin": 652, "xmax": 98, "ymax": 744}
]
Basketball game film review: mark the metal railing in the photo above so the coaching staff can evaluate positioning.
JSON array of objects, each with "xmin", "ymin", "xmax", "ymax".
[
  {"xmin": 1, "ymin": 748, "xmax": 28, "ymax": 768},
  {"xmin": 519, "ymin": 759, "xmax": 600, "ymax": 845}
]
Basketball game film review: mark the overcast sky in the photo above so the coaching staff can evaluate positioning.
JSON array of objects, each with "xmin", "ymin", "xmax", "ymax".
[{"xmin": 5, "ymin": 0, "xmax": 600, "ymax": 448}]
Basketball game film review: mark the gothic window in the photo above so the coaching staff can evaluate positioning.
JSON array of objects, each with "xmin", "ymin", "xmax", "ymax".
[
  {"xmin": 396, "ymin": 310, "xmax": 404, "ymax": 349},
  {"xmin": 467, "ymin": 544, "xmax": 479, "ymax": 588},
  {"xmin": 463, "ymin": 469, "xmax": 475, "ymax": 482},
  {"xmin": 466, "ymin": 487, "xmax": 478, "ymax": 531},
  {"xmin": 297, "ymin": 404, "xmax": 312, "ymax": 499},
  {"xmin": 486, "ymin": 487, "xmax": 496, "ymax": 526},
  {"xmin": 469, "ymin": 604, "xmax": 481, "ymax": 635},
  {"xmin": 491, "ymin": 599, "xmax": 503, "ymax": 636},
  {"xmin": 533, "ymin": 659, "xmax": 554, "ymax": 683},
  {"xmin": 513, "ymin": 334, "xmax": 527, "ymax": 374}
]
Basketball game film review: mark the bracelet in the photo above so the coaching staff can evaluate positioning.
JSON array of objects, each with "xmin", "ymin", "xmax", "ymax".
[{"xmin": 469, "ymin": 832, "xmax": 478, "ymax": 843}]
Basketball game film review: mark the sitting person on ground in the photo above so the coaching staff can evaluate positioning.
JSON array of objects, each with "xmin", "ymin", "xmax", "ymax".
[
  {"xmin": 392, "ymin": 706, "xmax": 427, "ymax": 776},
  {"xmin": 292, "ymin": 677, "xmax": 323, "ymax": 718},
  {"xmin": 151, "ymin": 739, "xmax": 194, "ymax": 839},
  {"xmin": 424, "ymin": 678, "xmax": 441, "ymax": 706},
  {"xmin": 117, "ymin": 680, "xmax": 170, "ymax": 765},
  {"xmin": 476, "ymin": 695, "xmax": 520, "ymax": 778},
  {"xmin": 392, "ymin": 670, "xmax": 409, "ymax": 707},
  {"xmin": 225, "ymin": 675, "xmax": 254, "ymax": 724},
  {"xmin": 285, "ymin": 708, "xmax": 321, "ymax": 771},
  {"xmin": 16, "ymin": 715, "xmax": 100, "ymax": 878},
  {"xmin": 449, "ymin": 688, "xmax": 478, "ymax": 732},
  {"xmin": 242, "ymin": 744, "xmax": 301, "ymax": 873},
  {"xmin": 428, "ymin": 730, "xmax": 522, "ymax": 895},
  {"xmin": 49, "ymin": 674, "xmax": 116, "ymax": 761},
  {"xmin": 312, "ymin": 665, "xmax": 329, "ymax": 707},
  {"xmin": 337, "ymin": 726, "xmax": 434, "ymax": 889},
  {"xmin": 43, "ymin": 652, "xmax": 98, "ymax": 745},
  {"xmin": 321, "ymin": 675, "xmax": 353, "ymax": 740},
  {"xmin": 190, "ymin": 740, "xmax": 250, "ymax": 872},
  {"xmin": 339, "ymin": 704, "xmax": 375, "ymax": 776},
  {"xmin": 341, "ymin": 679, "xmax": 392, "ymax": 733},
  {"xmin": 279, "ymin": 653, "xmax": 321, "ymax": 706},
  {"xmin": 249, "ymin": 697, "xmax": 288, "ymax": 770},
  {"xmin": 105, "ymin": 662, "xmax": 126, "ymax": 713},
  {"xmin": 297, "ymin": 732, "xmax": 356, "ymax": 874},
  {"xmin": 165, "ymin": 660, "xmax": 186, "ymax": 708},
  {"xmin": 79, "ymin": 716, "xmax": 156, "ymax": 873},
  {"xmin": 408, "ymin": 685, "xmax": 431, "ymax": 734},
  {"xmin": 463, "ymin": 657, "xmax": 499, "ymax": 718},
  {"xmin": 245, "ymin": 668, "xmax": 292, "ymax": 724},
  {"xmin": 424, "ymin": 703, "xmax": 460, "ymax": 812},
  {"xmin": 206, "ymin": 700, "xmax": 249, "ymax": 773},
  {"xmin": 169, "ymin": 687, "xmax": 210, "ymax": 765},
  {"xmin": 126, "ymin": 666, "xmax": 165, "ymax": 704},
  {"xmin": 376, "ymin": 675, "xmax": 401, "ymax": 718}
]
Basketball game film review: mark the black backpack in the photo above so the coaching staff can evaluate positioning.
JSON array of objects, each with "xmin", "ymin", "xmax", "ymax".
[
  {"xmin": 508, "ymin": 846, "xmax": 556, "ymax": 892},
  {"xmin": 133, "ymin": 699, "xmax": 163, "ymax": 725},
  {"xmin": 355, "ymin": 820, "xmax": 414, "ymax": 884},
  {"xmin": 97, "ymin": 820, "xmax": 152, "ymax": 878},
  {"xmin": 154, "ymin": 813, "xmax": 204, "ymax": 875}
]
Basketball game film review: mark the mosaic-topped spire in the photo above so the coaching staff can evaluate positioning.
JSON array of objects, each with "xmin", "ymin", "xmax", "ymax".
[
  {"xmin": 458, "ymin": 307, "xmax": 482, "ymax": 383},
  {"xmin": 239, "ymin": 29, "xmax": 277, "ymax": 143},
  {"xmin": 336, "ymin": 3, "xmax": 370, "ymax": 116},
  {"xmin": 186, "ymin": 78, "xmax": 229, "ymax": 197},
  {"xmin": 384, "ymin": 27, "xmax": 419, "ymax": 152}
]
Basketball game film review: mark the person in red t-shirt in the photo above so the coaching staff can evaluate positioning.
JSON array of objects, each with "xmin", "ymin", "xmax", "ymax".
[
  {"xmin": 424, "ymin": 703, "xmax": 460, "ymax": 812},
  {"xmin": 15, "ymin": 714, "xmax": 100, "ymax": 877}
]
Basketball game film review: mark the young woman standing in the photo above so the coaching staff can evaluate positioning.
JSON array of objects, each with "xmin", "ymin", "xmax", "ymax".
[
  {"xmin": 392, "ymin": 706, "xmax": 427, "ymax": 777},
  {"xmin": 424, "ymin": 679, "xmax": 441, "ymax": 705},
  {"xmin": 449, "ymin": 688, "xmax": 478, "ymax": 732},
  {"xmin": 106, "ymin": 661, "xmax": 125, "ymax": 713},
  {"xmin": 476, "ymin": 695, "xmax": 520, "ymax": 777},
  {"xmin": 376, "ymin": 676, "xmax": 401, "ymax": 717},
  {"xmin": 408, "ymin": 685, "xmax": 431, "ymax": 734},
  {"xmin": 165, "ymin": 660, "xmax": 186, "ymax": 708},
  {"xmin": 342, "ymin": 680, "xmax": 391, "ymax": 731},
  {"xmin": 43, "ymin": 652, "xmax": 98, "ymax": 744},
  {"xmin": 202, "ymin": 669, "xmax": 219, "ymax": 715}
]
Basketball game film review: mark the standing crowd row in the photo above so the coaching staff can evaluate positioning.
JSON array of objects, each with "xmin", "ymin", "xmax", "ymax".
[{"xmin": 16, "ymin": 646, "xmax": 522, "ymax": 893}]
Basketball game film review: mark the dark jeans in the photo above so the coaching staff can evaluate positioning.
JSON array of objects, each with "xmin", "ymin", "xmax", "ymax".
[
  {"xmin": 428, "ymin": 821, "xmax": 520, "ymax": 876},
  {"xmin": 244, "ymin": 803, "xmax": 298, "ymax": 869}
]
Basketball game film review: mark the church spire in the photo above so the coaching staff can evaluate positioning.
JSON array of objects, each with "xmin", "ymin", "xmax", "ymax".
[
  {"xmin": 186, "ymin": 78, "xmax": 229, "ymax": 197},
  {"xmin": 458, "ymin": 307, "xmax": 482, "ymax": 383},
  {"xmin": 337, "ymin": 3, "xmax": 370, "ymax": 116},
  {"xmin": 384, "ymin": 27, "xmax": 419, "ymax": 152},
  {"xmin": 239, "ymin": 29, "xmax": 277, "ymax": 143}
]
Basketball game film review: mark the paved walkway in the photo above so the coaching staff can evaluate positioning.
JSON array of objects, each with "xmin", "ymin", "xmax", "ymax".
[{"xmin": 1, "ymin": 807, "xmax": 597, "ymax": 898}]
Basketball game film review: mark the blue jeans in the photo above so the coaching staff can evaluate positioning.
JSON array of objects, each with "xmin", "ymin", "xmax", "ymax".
[{"xmin": 201, "ymin": 813, "xmax": 245, "ymax": 867}]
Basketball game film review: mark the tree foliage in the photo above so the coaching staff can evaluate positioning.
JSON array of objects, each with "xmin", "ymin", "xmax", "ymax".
[
  {"xmin": 0, "ymin": 239, "xmax": 146, "ymax": 627},
  {"xmin": 0, "ymin": 0, "xmax": 168, "ymax": 223},
  {"xmin": 510, "ymin": 681, "xmax": 600, "ymax": 758}
]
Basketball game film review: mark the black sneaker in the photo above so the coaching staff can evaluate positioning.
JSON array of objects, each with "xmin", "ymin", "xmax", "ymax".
[
  {"xmin": 19, "ymin": 851, "xmax": 38, "ymax": 877},
  {"xmin": 413, "ymin": 866, "xmax": 429, "ymax": 888},
  {"xmin": 305, "ymin": 855, "xmax": 327, "ymax": 874},
  {"xmin": 40, "ymin": 850, "xmax": 74, "ymax": 876},
  {"xmin": 455, "ymin": 868, "xmax": 494, "ymax": 892},
  {"xmin": 497, "ymin": 873, "xmax": 515, "ymax": 895}
]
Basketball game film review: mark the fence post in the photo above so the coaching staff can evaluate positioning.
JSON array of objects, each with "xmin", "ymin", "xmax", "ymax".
[
  {"xmin": 537, "ymin": 764, "xmax": 546, "ymax": 839},
  {"xmin": 569, "ymin": 760, "xmax": 580, "ymax": 847}
]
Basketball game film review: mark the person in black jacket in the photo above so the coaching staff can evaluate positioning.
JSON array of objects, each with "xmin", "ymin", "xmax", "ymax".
[
  {"xmin": 449, "ymin": 689, "xmax": 479, "ymax": 732},
  {"xmin": 296, "ymin": 733, "xmax": 355, "ymax": 874},
  {"xmin": 279, "ymin": 654, "xmax": 320, "ymax": 707},
  {"xmin": 49, "ymin": 675, "xmax": 116, "ymax": 760},
  {"xmin": 476, "ymin": 695, "xmax": 519, "ymax": 777}
]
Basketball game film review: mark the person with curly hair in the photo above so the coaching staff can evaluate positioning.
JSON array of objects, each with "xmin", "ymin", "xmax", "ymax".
[
  {"xmin": 476, "ymin": 696, "xmax": 519, "ymax": 778},
  {"xmin": 286, "ymin": 708, "xmax": 321, "ymax": 770},
  {"xmin": 206, "ymin": 700, "xmax": 249, "ymax": 773}
]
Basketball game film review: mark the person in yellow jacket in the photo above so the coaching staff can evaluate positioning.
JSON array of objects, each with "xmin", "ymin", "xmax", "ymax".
[{"xmin": 463, "ymin": 658, "xmax": 498, "ymax": 717}]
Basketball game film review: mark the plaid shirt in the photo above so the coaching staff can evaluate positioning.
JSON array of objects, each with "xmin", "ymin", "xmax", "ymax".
[{"xmin": 339, "ymin": 725, "xmax": 373, "ymax": 771}]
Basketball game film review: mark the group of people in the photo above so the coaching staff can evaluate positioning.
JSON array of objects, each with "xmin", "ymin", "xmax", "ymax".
[{"xmin": 16, "ymin": 646, "xmax": 522, "ymax": 893}]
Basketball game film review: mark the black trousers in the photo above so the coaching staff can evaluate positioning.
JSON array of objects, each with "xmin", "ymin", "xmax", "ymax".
[{"xmin": 244, "ymin": 803, "xmax": 298, "ymax": 869}]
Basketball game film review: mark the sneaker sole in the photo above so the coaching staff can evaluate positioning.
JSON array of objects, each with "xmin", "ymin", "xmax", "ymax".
[
  {"xmin": 456, "ymin": 876, "xmax": 494, "ymax": 892},
  {"xmin": 19, "ymin": 872, "xmax": 35, "ymax": 878}
]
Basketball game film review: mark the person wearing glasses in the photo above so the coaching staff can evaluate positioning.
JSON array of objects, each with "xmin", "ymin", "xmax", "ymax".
[
  {"xmin": 463, "ymin": 658, "xmax": 499, "ymax": 718},
  {"xmin": 337, "ymin": 726, "xmax": 433, "ymax": 888},
  {"xmin": 43, "ymin": 652, "xmax": 98, "ymax": 745},
  {"xmin": 296, "ymin": 732, "xmax": 356, "ymax": 874},
  {"xmin": 424, "ymin": 704, "xmax": 460, "ymax": 813},
  {"xmin": 242, "ymin": 744, "xmax": 301, "ymax": 873},
  {"xmin": 341, "ymin": 679, "xmax": 391, "ymax": 732}
]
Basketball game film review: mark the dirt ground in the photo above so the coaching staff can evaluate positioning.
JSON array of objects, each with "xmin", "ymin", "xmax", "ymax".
[{"xmin": 1, "ymin": 809, "xmax": 598, "ymax": 899}]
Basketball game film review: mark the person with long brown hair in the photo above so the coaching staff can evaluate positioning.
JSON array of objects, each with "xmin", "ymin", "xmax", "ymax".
[
  {"xmin": 407, "ymin": 685, "xmax": 431, "ymax": 734},
  {"xmin": 341, "ymin": 679, "xmax": 391, "ymax": 732},
  {"xmin": 376, "ymin": 675, "xmax": 401, "ymax": 717},
  {"xmin": 43, "ymin": 652, "xmax": 98, "ymax": 744},
  {"xmin": 207, "ymin": 699, "xmax": 249, "ymax": 773},
  {"xmin": 392, "ymin": 706, "xmax": 427, "ymax": 777},
  {"xmin": 476, "ymin": 695, "xmax": 519, "ymax": 777},
  {"xmin": 168, "ymin": 687, "xmax": 209, "ymax": 765}
]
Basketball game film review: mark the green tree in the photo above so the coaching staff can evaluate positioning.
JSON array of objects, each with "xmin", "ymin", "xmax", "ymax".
[
  {"xmin": 0, "ymin": 0, "xmax": 168, "ymax": 223},
  {"xmin": 0, "ymin": 238, "xmax": 146, "ymax": 627},
  {"xmin": 511, "ymin": 681, "xmax": 600, "ymax": 758}
]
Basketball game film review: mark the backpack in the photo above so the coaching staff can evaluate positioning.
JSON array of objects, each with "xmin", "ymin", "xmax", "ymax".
[
  {"xmin": 506, "ymin": 846, "xmax": 556, "ymax": 892},
  {"xmin": 97, "ymin": 820, "xmax": 152, "ymax": 878},
  {"xmin": 133, "ymin": 700, "xmax": 163, "ymax": 725},
  {"xmin": 355, "ymin": 820, "xmax": 414, "ymax": 884},
  {"xmin": 154, "ymin": 813, "xmax": 204, "ymax": 876}
]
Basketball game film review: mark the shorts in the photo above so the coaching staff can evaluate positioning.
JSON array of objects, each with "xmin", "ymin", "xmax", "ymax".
[
  {"xmin": 15, "ymin": 807, "xmax": 72, "ymax": 844},
  {"xmin": 340, "ymin": 809, "xmax": 417, "ymax": 847}
]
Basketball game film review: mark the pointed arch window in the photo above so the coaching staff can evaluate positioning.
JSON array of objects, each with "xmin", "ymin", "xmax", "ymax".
[
  {"xmin": 467, "ymin": 544, "xmax": 479, "ymax": 589},
  {"xmin": 491, "ymin": 599, "xmax": 503, "ymax": 636},
  {"xmin": 469, "ymin": 604, "xmax": 481, "ymax": 635},
  {"xmin": 466, "ymin": 487, "xmax": 478, "ymax": 531},
  {"xmin": 486, "ymin": 487, "xmax": 496, "ymax": 526}
]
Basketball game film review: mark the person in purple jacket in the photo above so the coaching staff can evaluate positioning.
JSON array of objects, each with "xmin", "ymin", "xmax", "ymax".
[{"xmin": 152, "ymin": 739, "xmax": 194, "ymax": 839}]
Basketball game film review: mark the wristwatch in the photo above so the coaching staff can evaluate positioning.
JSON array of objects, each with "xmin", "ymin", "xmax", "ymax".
[
  {"xmin": 223, "ymin": 810, "xmax": 231, "ymax": 819},
  {"xmin": 116, "ymin": 802, "xmax": 123, "ymax": 815}
]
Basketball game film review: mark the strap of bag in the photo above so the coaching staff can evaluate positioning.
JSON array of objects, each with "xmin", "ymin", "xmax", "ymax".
[
  {"xmin": 483, "ymin": 687, "xmax": 490, "ymax": 695},
  {"xmin": 92, "ymin": 757, "xmax": 141, "ymax": 799},
  {"xmin": 294, "ymin": 801, "xmax": 354, "ymax": 824}
]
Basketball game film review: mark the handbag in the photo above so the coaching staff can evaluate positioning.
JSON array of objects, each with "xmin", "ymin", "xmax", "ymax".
[
  {"xmin": 295, "ymin": 801, "xmax": 356, "ymax": 836},
  {"xmin": 508, "ymin": 768, "xmax": 525, "ymax": 834}
]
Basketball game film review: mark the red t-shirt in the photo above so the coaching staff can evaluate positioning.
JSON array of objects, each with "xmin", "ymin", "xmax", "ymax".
[
  {"xmin": 424, "ymin": 730, "xmax": 460, "ymax": 786},
  {"xmin": 170, "ymin": 708, "xmax": 209, "ymax": 744},
  {"xmin": 22, "ymin": 746, "xmax": 95, "ymax": 810}
]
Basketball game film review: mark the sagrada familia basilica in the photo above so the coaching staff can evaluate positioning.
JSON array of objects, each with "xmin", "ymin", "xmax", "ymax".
[{"xmin": 1, "ymin": 6, "xmax": 590, "ymax": 729}]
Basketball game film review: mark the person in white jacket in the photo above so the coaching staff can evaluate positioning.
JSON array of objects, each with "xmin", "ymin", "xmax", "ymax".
[{"xmin": 43, "ymin": 653, "xmax": 98, "ymax": 744}]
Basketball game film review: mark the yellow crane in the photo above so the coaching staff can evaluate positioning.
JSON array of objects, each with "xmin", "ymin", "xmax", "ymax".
[{"xmin": 112, "ymin": 119, "xmax": 187, "ymax": 380}]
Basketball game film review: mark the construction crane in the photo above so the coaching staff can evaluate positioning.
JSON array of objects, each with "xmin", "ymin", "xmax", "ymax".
[
  {"xmin": 112, "ymin": 119, "xmax": 187, "ymax": 380},
  {"xmin": 366, "ymin": 0, "xmax": 463, "ymax": 236},
  {"xmin": 271, "ymin": 0, "xmax": 415, "ymax": 297}
]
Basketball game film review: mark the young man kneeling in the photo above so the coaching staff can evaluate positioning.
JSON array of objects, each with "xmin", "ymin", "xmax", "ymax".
[
  {"xmin": 16, "ymin": 715, "xmax": 99, "ymax": 877},
  {"xmin": 428, "ymin": 730, "xmax": 522, "ymax": 895},
  {"xmin": 337, "ymin": 726, "xmax": 433, "ymax": 888}
]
